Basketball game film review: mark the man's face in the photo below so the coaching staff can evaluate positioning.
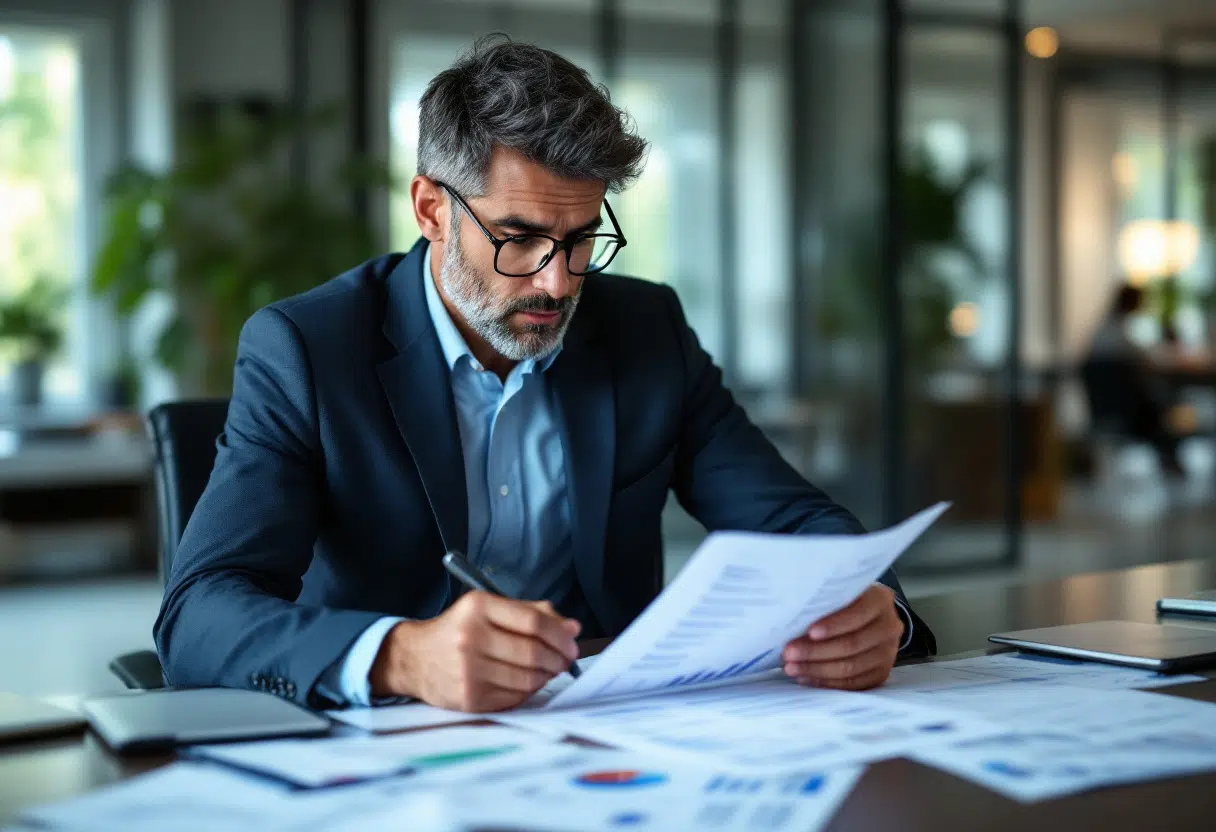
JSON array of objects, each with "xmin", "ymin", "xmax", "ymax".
[{"xmin": 439, "ymin": 148, "xmax": 606, "ymax": 362}]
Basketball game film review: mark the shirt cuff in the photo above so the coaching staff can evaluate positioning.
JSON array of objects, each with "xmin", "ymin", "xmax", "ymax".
[
  {"xmin": 317, "ymin": 615, "xmax": 405, "ymax": 707},
  {"xmin": 892, "ymin": 595, "xmax": 915, "ymax": 653}
]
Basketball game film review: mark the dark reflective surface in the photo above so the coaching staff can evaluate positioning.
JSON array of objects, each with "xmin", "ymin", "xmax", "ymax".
[{"xmin": 913, "ymin": 558, "xmax": 1216, "ymax": 657}]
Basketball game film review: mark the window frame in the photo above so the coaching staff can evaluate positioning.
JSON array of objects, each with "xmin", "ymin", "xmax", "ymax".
[{"xmin": 0, "ymin": 0, "xmax": 123, "ymax": 411}]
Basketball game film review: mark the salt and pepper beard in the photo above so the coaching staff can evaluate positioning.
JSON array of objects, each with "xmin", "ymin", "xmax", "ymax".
[{"xmin": 439, "ymin": 222, "xmax": 580, "ymax": 362}]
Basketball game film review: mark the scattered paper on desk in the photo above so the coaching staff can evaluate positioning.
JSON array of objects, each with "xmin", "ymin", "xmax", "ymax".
[
  {"xmin": 405, "ymin": 744, "xmax": 864, "ymax": 832},
  {"xmin": 914, "ymin": 728, "xmax": 1216, "ymax": 803},
  {"xmin": 502, "ymin": 673, "xmax": 998, "ymax": 772},
  {"xmin": 894, "ymin": 681, "xmax": 1216, "ymax": 801},
  {"xmin": 549, "ymin": 502, "xmax": 949, "ymax": 709},
  {"xmin": 21, "ymin": 762, "xmax": 328, "ymax": 831},
  {"xmin": 326, "ymin": 703, "xmax": 475, "ymax": 734},
  {"xmin": 884, "ymin": 652, "xmax": 1205, "ymax": 693},
  {"xmin": 187, "ymin": 724, "xmax": 548, "ymax": 787}
]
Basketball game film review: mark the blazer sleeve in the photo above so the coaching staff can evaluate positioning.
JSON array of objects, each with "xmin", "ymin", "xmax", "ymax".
[
  {"xmin": 153, "ymin": 307, "xmax": 384, "ymax": 706},
  {"xmin": 663, "ymin": 288, "xmax": 936, "ymax": 657}
]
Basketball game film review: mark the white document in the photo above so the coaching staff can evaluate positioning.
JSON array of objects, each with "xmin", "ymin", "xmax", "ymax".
[
  {"xmin": 187, "ymin": 724, "xmax": 547, "ymax": 788},
  {"xmin": 915, "ymin": 729, "xmax": 1216, "ymax": 803},
  {"xmin": 21, "ymin": 762, "xmax": 347, "ymax": 831},
  {"xmin": 325, "ymin": 704, "xmax": 477, "ymax": 734},
  {"xmin": 502, "ymin": 674, "xmax": 999, "ymax": 772},
  {"xmin": 23, "ymin": 760, "xmax": 476, "ymax": 832},
  {"xmin": 388, "ymin": 744, "xmax": 864, "ymax": 832},
  {"xmin": 875, "ymin": 676, "xmax": 1216, "ymax": 736},
  {"xmin": 888, "ymin": 680, "xmax": 1216, "ymax": 801},
  {"xmin": 548, "ymin": 503, "xmax": 950, "ymax": 708},
  {"xmin": 884, "ymin": 652, "xmax": 1205, "ymax": 693}
]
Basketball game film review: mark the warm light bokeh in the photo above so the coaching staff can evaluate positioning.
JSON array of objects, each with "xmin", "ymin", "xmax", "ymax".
[
  {"xmin": 1024, "ymin": 26, "xmax": 1059, "ymax": 59},
  {"xmin": 1116, "ymin": 219, "xmax": 1200, "ymax": 285}
]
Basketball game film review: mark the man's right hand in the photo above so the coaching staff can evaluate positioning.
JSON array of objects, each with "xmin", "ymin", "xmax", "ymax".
[{"xmin": 368, "ymin": 591, "xmax": 581, "ymax": 712}]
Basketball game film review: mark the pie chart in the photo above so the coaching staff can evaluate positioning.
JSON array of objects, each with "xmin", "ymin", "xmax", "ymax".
[{"xmin": 574, "ymin": 770, "xmax": 668, "ymax": 789}]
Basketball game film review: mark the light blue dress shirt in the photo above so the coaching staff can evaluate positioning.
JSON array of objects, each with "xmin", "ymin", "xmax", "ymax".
[{"xmin": 321, "ymin": 246, "xmax": 575, "ymax": 705}]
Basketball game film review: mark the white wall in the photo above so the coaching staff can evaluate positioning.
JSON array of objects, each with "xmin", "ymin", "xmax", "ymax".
[{"xmin": 1061, "ymin": 93, "xmax": 1119, "ymax": 362}]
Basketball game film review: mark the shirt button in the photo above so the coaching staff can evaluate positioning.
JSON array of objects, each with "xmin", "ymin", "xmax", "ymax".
[{"xmin": 500, "ymin": 485, "xmax": 509, "ymax": 497}]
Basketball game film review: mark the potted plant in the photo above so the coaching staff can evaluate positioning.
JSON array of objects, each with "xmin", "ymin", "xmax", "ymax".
[
  {"xmin": 0, "ymin": 276, "xmax": 67, "ymax": 407},
  {"xmin": 91, "ymin": 100, "xmax": 395, "ymax": 396}
]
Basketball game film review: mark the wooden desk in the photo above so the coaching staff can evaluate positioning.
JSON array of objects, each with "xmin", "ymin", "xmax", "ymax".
[{"xmin": 4, "ymin": 562, "xmax": 1216, "ymax": 829}]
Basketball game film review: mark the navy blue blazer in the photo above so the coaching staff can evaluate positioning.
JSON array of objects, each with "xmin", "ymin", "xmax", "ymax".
[{"xmin": 155, "ymin": 239, "xmax": 934, "ymax": 707}]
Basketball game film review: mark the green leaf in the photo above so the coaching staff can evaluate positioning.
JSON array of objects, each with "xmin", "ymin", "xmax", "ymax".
[{"xmin": 153, "ymin": 315, "xmax": 192, "ymax": 374}]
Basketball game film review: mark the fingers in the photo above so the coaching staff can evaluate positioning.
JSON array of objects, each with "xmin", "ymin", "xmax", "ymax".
[
  {"xmin": 783, "ymin": 610, "xmax": 904, "ymax": 663},
  {"xmin": 784, "ymin": 643, "xmax": 896, "ymax": 688},
  {"xmin": 476, "ymin": 623, "xmax": 571, "ymax": 676},
  {"xmin": 474, "ymin": 655, "xmax": 555, "ymax": 695},
  {"xmin": 469, "ymin": 593, "xmax": 581, "ymax": 662},
  {"xmin": 451, "ymin": 676, "xmax": 532, "ymax": 713},
  {"xmin": 794, "ymin": 664, "xmax": 892, "ymax": 692},
  {"xmin": 807, "ymin": 584, "xmax": 894, "ymax": 642}
]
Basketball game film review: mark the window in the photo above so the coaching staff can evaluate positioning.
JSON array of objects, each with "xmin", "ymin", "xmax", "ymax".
[
  {"xmin": 0, "ymin": 27, "xmax": 83, "ymax": 403},
  {"xmin": 613, "ymin": 3, "xmax": 723, "ymax": 360}
]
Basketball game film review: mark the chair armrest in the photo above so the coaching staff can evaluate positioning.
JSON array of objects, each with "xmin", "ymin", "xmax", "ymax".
[{"xmin": 109, "ymin": 650, "xmax": 167, "ymax": 690}]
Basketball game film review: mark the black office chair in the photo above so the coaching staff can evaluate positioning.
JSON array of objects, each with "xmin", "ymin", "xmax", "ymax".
[{"xmin": 109, "ymin": 399, "xmax": 231, "ymax": 690}]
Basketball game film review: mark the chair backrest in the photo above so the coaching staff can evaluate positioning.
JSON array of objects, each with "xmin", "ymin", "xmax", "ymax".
[
  {"xmin": 1080, "ymin": 356, "xmax": 1153, "ymax": 437},
  {"xmin": 145, "ymin": 399, "xmax": 230, "ymax": 581}
]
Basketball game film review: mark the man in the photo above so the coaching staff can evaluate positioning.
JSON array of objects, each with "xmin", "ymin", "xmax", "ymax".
[{"xmin": 155, "ymin": 37, "xmax": 934, "ymax": 713}]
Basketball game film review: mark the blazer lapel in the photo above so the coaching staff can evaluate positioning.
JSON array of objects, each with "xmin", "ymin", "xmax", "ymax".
[
  {"xmin": 377, "ymin": 240, "xmax": 469, "ymax": 558},
  {"xmin": 548, "ymin": 314, "xmax": 617, "ymax": 628}
]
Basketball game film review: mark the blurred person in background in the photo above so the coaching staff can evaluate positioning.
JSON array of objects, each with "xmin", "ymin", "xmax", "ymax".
[{"xmin": 1084, "ymin": 283, "xmax": 1186, "ymax": 478}]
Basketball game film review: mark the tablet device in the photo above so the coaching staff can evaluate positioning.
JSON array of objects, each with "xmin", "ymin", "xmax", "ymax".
[
  {"xmin": 0, "ymin": 692, "xmax": 86, "ymax": 743},
  {"xmin": 1157, "ymin": 590, "xmax": 1216, "ymax": 618},
  {"xmin": 988, "ymin": 620, "xmax": 1216, "ymax": 673},
  {"xmin": 83, "ymin": 688, "xmax": 331, "ymax": 753}
]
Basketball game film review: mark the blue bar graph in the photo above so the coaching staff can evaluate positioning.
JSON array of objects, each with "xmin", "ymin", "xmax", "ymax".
[
  {"xmin": 653, "ymin": 649, "xmax": 775, "ymax": 691},
  {"xmin": 705, "ymin": 776, "xmax": 766, "ymax": 795},
  {"xmin": 713, "ymin": 662, "xmax": 742, "ymax": 681}
]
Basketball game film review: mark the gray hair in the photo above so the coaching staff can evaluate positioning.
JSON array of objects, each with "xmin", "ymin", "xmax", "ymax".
[{"xmin": 417, "ymin": 35, "xmax": 648, "ymax": 197}]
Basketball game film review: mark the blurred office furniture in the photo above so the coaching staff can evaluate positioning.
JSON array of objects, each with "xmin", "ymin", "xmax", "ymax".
[
  {"xmin": 1080, "ymin": 358, "xmax": 1181, "ymax": 520},
  {"xmin": 0, "ymin": 408, "xmax": 155, "ymax": 581},
  {"xmin": 9, "ymin": 557, "xmax": 1216, "ymax": 828},
  {"xmin": 108, "ymin": 399, "xmax": 229, "ymax": 691},
  {"xmin": 914, "ymin": 391, "xmax": 1061, "ymax": 524}
]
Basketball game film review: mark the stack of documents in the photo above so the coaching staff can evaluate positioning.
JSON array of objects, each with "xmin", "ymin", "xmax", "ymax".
[{"xmin": 21, "ymin": 502, "xmax": 1216, "ymax": 828}]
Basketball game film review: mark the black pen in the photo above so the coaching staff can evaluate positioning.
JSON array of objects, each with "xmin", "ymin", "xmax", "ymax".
[{"xmin": 442, "ymin": 551, "xmax": 582, "ymax": 679}]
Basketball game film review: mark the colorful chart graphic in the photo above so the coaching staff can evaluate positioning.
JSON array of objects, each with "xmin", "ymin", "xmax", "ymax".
[
  {"xmin": 410, "ymin": 745, "xmax": 520, "ymax": 769},
  {"xmin": 574, "ymin": 770, "xmax": 668, "ymax": 789}
]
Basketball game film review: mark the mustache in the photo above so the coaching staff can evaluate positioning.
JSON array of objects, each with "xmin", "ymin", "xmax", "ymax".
[{"xmin": 503, "ymin": 294, "xmax": 574, "ymax": 316}]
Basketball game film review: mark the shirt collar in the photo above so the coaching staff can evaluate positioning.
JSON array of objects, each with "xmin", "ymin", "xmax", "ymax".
[{"xmin": 422, "ymin": 244, "xmax": 562, "ymax": 375}]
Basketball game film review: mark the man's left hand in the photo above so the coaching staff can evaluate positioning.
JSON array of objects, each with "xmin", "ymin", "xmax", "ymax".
[{"xmin": 781, "ymin": 584, "xmax": 904, "ymax": 691}]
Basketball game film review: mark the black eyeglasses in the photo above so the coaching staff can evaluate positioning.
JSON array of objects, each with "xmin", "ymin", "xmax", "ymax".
[{"xmin": 435, "ymin": 181, "xmax": 627, "ymax": 278}]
